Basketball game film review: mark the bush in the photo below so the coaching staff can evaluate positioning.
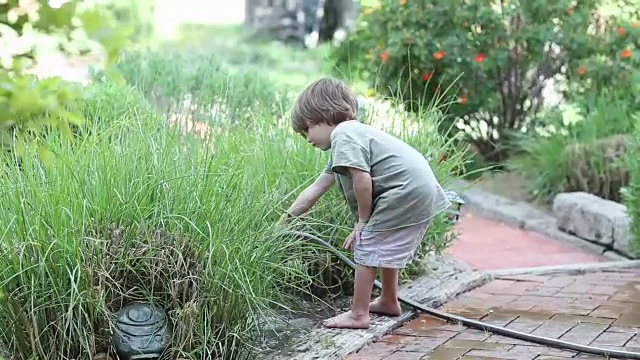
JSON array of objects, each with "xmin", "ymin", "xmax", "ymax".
[
  {"xmin": 562, "ymin": 134, "xmax": 630, "ymax": 202},
  {"xmin": 115, "ymin": 50, "xmax": 292, "ymax": 127},
  {"xmin": 117, "ymin": 49, "xmax": 468, "ymax": 290},
  {"xmin": 0, "ymin": 50, "xmax": 467, "ymax": 359},
  {"xmin": 624, "ymin": 119, "xmax": 640, "ymax": 257},
  {"xmin": 1, "ymin": 0, "xmax": 130, "ymax": 158},
  {"xmin": 103, "ymin": 0, "xmax": 156, "ymax": 42},
  {"xmin": 510, "ymin": 89, "xmax": 638, "ymax": 203},
  {"xmin": 0, "ymin": 78, "xmax": 315, "ymax": 360},
  {"xmin": 332, "ymin": 0, "xmax": 640, "ymax": 163}
]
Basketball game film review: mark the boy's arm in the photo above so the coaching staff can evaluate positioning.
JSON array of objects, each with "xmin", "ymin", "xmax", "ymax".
[
  {"xmin": 347, "ymin": 167, "xmax": 373, "ymax": 223},
  {"xmin": 329, "ymin": 131, "xmax": 372, "ymax": 224},
  {"xmin": 285, "ymin": 172, "xmax": 335, "ymax": 217}
]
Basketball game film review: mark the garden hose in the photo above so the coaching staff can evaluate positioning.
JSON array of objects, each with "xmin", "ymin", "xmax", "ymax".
[{"xmin": 283, "ymin": 230, "xmax": 640, "ymax": 360}]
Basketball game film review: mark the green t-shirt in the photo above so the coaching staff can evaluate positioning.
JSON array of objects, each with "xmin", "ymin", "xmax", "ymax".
[{"xmin": 324, "ymin": 120, "xmax": 450, "ymax": 232}]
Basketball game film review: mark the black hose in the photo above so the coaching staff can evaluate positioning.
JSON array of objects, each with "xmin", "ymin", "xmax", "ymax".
[{"xmin": 284, "ymin": 230, "xmax": 640, "ymax": 360}]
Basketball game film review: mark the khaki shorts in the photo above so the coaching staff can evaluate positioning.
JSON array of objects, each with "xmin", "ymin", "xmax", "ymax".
[{"xmin": 354, "ymin": 221, "xmax": 430, "ymax": 269}]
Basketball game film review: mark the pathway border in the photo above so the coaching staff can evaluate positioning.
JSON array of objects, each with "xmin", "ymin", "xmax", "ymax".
[
  {"xmin": 271, "ymin": 255, "xmax": 492, "ymax": 360},
  {"xmin": 267, "ymin": 180, "xmax": 640, "ymax": 360},
  {"xmin": 286, "ymin": 260, "xmax": 640, "ymax": 360},
  {"xmin": 450, "ymin": 179, "xmax": 632, "ymax": 261},
  {"xmin": 487, "ymin": 259, "xmax": 640, "ymax": 277}
]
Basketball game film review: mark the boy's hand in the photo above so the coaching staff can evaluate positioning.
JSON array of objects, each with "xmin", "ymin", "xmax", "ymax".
[{"xmin": 343, "ymin": 220, "xmax": 366, "ymax": 250}]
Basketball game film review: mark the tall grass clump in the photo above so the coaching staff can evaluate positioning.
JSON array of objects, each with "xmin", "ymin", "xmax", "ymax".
[
  {"xmin": 114, "ymin": 49, "xmax": 293, "ymax": 128},
  {"xmin": 116, "ymin": 49, "xmax": 471, "ymax": 292},
  {"xmin": 623, "ymin": 120, "xmax": 640, "ymax": 257},
  {"xmin": 0, "ymin": 76, "xmax": 321, "ymax": 359},
  {"xmin": 0, "ymin": 48, "xmax": 470, "ymax": 359},
  {"xmin": 509, "ymin": 89, "xmax": 637, "ymax": 203}
]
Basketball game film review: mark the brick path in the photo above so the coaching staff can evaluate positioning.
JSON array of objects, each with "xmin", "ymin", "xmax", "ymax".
[
  {"xmin": 348, "ymin": 269, "xmax": 640, "ymax": 360},
  {"xmin": 447, "ymin": 212, "xmax": 606, "ymax": 270}
]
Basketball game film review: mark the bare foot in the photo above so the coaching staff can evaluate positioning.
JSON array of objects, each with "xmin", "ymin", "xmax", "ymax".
[
  {"xmin": 323, "ymin": 311, "xmax": 370, "ymax": 329},
  {"xmin": 369, "ymin": 298, "xmax": 402, "ymax": 316}
]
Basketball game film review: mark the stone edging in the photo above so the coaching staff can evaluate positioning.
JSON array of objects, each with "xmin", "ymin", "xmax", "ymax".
[
  {"xmin": 449, "ymin": 179, "xmax": 632, "ymax": 261},
  {"xmin": 486, "ymin": 259, "xmax": 640, "ymax": 277},
  {"xmin": 265, "ymin": 180, "xmax": 640, "ymax": 360},
  {"xmin": 271, "ymin": 256, "xmax": 491, "ymax": 360},
  {"xmin": 281, "ymin": 258, "xmax": 640, "ymax": 360}
]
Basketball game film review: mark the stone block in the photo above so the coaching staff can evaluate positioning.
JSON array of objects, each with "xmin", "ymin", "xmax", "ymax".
[
  {"xmin": 459, "ymin": 185, "xmax": 549, "ymax": 229},
  {"xmin": 611, "ymin": 215, "xmax": 635, "ymax": 258},
  {"xmin": 552, "ymin": 192, "xmax": 629, "ymax": 249}
]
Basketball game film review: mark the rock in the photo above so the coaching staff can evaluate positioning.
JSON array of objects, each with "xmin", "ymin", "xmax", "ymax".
[
  {"xmin": 552, "ymin": 192, "xmax": 630, "ymax": 248},
  {"xmin": 450, "ymin": 180, "xmax": 636, "ymax": 259},
  {"xmin": 612, "ymin": 215, "xmax": 634, "ymax": 257},
  {"xmin": 456, "ymin": 183, "xmax": 549, "ymax": 229}
]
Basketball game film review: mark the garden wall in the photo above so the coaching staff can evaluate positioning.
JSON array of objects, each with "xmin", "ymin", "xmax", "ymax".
[{"xmin": 553, "ymin": 192, "xmax": 636, "ymax": 259}]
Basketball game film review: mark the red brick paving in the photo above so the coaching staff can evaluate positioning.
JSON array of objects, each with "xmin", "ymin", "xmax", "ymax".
[
  {"xmin": 347, "ymin": 269, "xmax": 640, "ymax": 360},
  {"xmin": 447, "ymin": 212, "xmax": 607, "ymax": 270}
]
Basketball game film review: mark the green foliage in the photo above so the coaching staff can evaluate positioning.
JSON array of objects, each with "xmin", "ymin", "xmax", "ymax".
[
  {"xmin": 565, "ymin": 12, "xmax": 640, "ymax": 109},
  {"xmin": 0, "ymin": 76, "xmax": 311, "ymax": 360},
  {"xmin": 0, "ymin": 0, "xmax": 131, "ymax": 160},
  {"xmin": 115, "ymin": 49, "xmax": 293, "ymax": 127},
  {"xmin": 510, "ymin": 89, "xmax": 637, "ymax": 203},
  {"xmin": 332, "ymin": 0, "xmax": 640, "ymax": 162},
  {"xmin": 0, "ymin": 48, "xmax": 468, "ymax": 359},
  {"xmin": 623, "ymin": 120, "xmax": 640, "ymax": 257},
  {"xmin": 102, "ymin": 0, "xmax": 156, "ymax": 42},
  {"xmin": 116, "ymin": 49, "xmax": 468, "ymax": 292}
]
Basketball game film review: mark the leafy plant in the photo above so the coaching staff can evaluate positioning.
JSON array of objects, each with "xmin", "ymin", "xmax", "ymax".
[
  {"xmin": 332, "ymin": 0, "xmax": 640, "ymax": 163},
  {"xmin": 0, "ymin": 48, "xmax": 469, "ymax": 359},
  {"xmin": 0, "ymin": 75, "xmax": 313, "ymax": 360},
  {"xmin": 1, "ymin": 0, "xmax": 130, "ymax": 160},
  {"xmin": 116, "ymin": 49, "xmax": 470, "ymax": 293},
  {"xmin": 623, "ymin": 107, "xmax": 640, "ymax": 257},
  {"xmin": 102, "ymin": 0, "xmax": 156, "ymax": 41},
  {"xmin": 510, "ymin": 88, "xmax": 638, "ymax": 203}
]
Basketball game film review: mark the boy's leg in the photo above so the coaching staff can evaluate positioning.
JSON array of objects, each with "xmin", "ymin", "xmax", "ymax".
[
  {"xmin": 369, "ymin": 267, "xmax": 402, "ymax": 316},
  {"xmin": 323, "ymin": 264, "xmax": 376, "ymax": 329},
  {"xmin": 368, "ymin": 221, "xmax": 430, "ymax": 316}
]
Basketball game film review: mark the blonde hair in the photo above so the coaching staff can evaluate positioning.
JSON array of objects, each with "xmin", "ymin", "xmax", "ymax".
[{"xmin": 291, "ymin": 78, "xmax": 358, "ymax": 135}]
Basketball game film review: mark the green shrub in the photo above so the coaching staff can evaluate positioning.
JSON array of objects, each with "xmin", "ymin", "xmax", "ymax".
[
  {"xmin": 102, "ymin": 0, "xmax": 156, "ymax": 42},
  {"xmin": 0, "ymin": 78, "xmax": 316, "ymax": 360},
  {"xmin": 117, "ymin": 49, "xmax": 469, "ymax": 291},
  {"xmin": 332, "ymin": 0, "xmax": 640, "ymax": 163},
  {"xmin": 510, "ymin": 89, "xmax": 638, "ymax": 203},
  {"xmin": 623, "ymin": 115, "xmax": 640, "ymax": 257},
  {"xmin": 0, "ymin": 1, "xmax": 129, "ymax": 159},
  {"xmin": 115, "ymin": 49, "xmax": 293, "ymax": 127},
  {"xmin": 0, "ymin": 50, "xmax": 467, "ymax": 359}
]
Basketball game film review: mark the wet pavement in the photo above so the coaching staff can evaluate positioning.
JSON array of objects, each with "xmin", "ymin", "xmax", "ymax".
[
  {"xmin": 346, "ymin": 269, "xmax": 640, "ymax": 359},
  {"xmin": 346, "ymin": 209, "xmax": 639, "ymax": 360}
]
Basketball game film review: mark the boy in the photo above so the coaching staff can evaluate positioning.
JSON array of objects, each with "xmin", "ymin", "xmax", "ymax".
[{"xmin": 284, "ymin": 78, "xmax": 451, "ymax": 329}]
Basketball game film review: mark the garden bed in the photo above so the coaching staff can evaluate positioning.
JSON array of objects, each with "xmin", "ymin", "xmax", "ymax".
[
  {"xmin": 256, "ymin": 296, "xmax": 353, "ymax": 359},
  {"xmin": 0, "ymin": 40, "xmax": 465, "ymax": 360}
]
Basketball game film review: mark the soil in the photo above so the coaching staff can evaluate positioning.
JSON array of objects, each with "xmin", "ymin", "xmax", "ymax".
[
  {"xmin": 256, "ymin": 296, "xmax": 353, "ymax": 359},
  {"xmin": 473, "ymin": 171, "xmax": 554, "ymax": 214}
]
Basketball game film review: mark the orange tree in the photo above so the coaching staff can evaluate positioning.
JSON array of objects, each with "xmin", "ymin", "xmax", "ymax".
[
  {"xmin": 331, "ymin": 0, "xmax": 639, "ymax": 163},
  {"xmin": 566, "ymin": 15, "xmax": 640, "ymax": 115}
]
